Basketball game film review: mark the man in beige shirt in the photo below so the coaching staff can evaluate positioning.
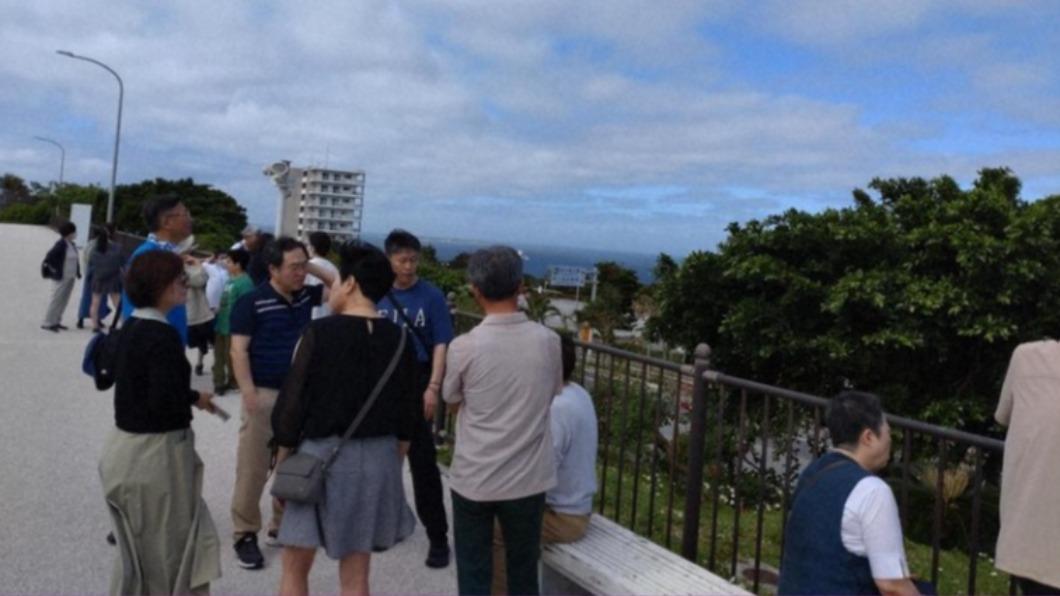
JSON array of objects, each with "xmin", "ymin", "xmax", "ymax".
[
  {"xmin": 995, "ymin": 340, "xmax": 1060, "ymax": 593},
  {"xmin": 443, "ymin": 245, "xmax": 563, "ymax": 595}
]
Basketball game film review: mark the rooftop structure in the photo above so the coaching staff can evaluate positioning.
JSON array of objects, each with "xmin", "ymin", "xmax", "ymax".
[{"xmin": 263, "ymin": 160, "xmax": 365, "ymax": 243}]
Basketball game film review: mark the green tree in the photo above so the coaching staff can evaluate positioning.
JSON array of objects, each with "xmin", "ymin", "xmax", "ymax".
[
  {"xmin": 1, "ymin": 174, "xmax": 31, "ymax": 209},
  {"xmin": 649, "ymin": 168, "xmax": 1060, "ymax": 430},
  {"xmin": 522, "ymin": 290, "xmax": 561, "ymax": 324},
  {"xmin": 112, "ymin": 178, "xmax": 247, "ymax": 252},
  {"xmin": 595, "ymin": 261, "xmax": 641, "ymax": 315},
  {"xmin": 578, "ymin": 284, "xmax": 627, "ymax": 345}
]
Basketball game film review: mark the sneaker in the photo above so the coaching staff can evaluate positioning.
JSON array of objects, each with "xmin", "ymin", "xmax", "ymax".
[
  {"xmin": 234, "ymin": 533, "xmax": 265, "ymax": 569},
  {"xmin": 425, "ymin": 542, "xmax": 450, "ymax": 568},
  {"xmin": 265, "ymin": 529, "xmax": 281, "ymax": 547}
]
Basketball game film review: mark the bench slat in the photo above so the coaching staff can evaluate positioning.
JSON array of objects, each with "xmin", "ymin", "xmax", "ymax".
[{"xmin": 542, "ymin": 515, "xmax": 751, "ymax": 595}]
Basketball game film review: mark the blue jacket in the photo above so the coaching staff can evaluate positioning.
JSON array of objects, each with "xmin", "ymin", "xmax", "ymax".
[{"xmin": 121, "ymin": 238, "xmax": 188, "ymax": 345}]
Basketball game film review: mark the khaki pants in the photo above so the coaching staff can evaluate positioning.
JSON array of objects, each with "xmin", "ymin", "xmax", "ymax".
[
  {"xmin": 230, "ymin": 387, "xmax": 283, "ymax": 540},
  {"xmin": 491, "ymin": 509, "xmax": 591, "ymax": 595},
  {"xmin": 43, "ymin": 274, "xmax": 76, "ymax": 326},
  {"xmin": 211, "ymin": 334, "xmax": 230, "ymax": 390}
]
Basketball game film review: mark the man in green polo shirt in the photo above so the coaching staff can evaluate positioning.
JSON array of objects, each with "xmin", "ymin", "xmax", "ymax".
[{"xmin": 213, "ymin": 248, "xmax": 254, "ymax": 395}]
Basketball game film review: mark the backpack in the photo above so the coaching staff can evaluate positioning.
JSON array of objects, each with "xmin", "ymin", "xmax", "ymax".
[{"xmin": 82, "ymin": 322, "xmax": 133, "ymax": 390}]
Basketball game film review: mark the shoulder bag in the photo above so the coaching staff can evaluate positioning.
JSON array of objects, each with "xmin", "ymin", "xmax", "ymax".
[{"xmin": 271, "ymin": 325, "xmax": 407, "ymax": 504}]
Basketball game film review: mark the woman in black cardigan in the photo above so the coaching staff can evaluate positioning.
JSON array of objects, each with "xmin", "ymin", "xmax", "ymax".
[
  {"xmin": 98, "ymin": 249, "xmax": 222, "ymax": 594},
  {"xmin": 40, "ymin": 221, "xmax": 80, "ymax": 331}
]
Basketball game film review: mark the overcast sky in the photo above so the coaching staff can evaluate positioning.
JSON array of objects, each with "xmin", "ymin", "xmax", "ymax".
[{"xmin": 3, "ymin": 1, "xmax": 1060, "ymax": 256}]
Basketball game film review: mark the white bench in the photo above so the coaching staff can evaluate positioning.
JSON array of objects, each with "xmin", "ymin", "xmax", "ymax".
[{"xmin": 541, "ymin": 514, "xmax": 752, "ymax": 595}]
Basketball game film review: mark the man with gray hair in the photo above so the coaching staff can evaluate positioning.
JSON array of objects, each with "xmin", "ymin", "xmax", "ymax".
[{"xmin": 443, "ymin": 245, "xmax": 563, "ymax": 595}]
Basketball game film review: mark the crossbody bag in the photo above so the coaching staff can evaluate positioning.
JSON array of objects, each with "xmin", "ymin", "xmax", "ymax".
[{"xmin": 270, "ymin": 325, "xmax": 407, "ymax": 504}]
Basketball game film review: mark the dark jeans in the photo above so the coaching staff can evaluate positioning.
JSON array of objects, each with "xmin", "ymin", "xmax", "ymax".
[
  {"xmin": 1020, "ymin": 577, "xmax": 1060, "ymax": 595},
  {"xmin": 410, "ymin": 363, "xmax": 449, "ymax": 545},
  {"xmin": 452, "ymin": 490, "xmax": 545, "ymax": 596}
]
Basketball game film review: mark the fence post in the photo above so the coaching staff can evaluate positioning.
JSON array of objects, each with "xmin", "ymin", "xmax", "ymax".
[{"xmin": 681, "ymin": 343, "xmax": 712, "ymax": 562}]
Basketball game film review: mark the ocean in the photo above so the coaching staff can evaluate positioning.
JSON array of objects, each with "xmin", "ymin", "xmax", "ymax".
[{"xmin": 360, "ymin": 233, "xmax": 661, "ymax": 283}]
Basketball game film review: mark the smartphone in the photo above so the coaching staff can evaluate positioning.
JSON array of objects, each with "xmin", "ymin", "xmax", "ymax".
[{"xmin": 212, "ymin": 404, "xmax": 231, "ymax": 422}]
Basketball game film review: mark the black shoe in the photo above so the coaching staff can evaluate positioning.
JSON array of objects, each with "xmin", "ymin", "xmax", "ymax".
[
  {"xmin": 56, "ymin": 324, "xmax": 69, "ymax": 330},
  {"xmin": 234, "ymin": 533, "xmax": 265, "ymax": 569},
  {"xmin": 41, "ymin": 325, "xmax": 59, "ymax": 333},
  {"xmin": 425, "ymin": 542, "xmax": 450, "ymax": 568}
]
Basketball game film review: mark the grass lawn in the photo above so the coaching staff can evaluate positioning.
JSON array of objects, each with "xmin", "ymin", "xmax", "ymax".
[{"xmin": 594, "ymin": 463, "xmax": 1010, "ymax": 595}]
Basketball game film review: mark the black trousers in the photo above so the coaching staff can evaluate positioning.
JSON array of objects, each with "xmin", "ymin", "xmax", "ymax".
[
  {"xmin": 410, "ymin": 362, "xmax": 449, "ymax": 545},
  {"xmin": 452, "ymin": 490, "xmax": 545, "ymax": 595},
  {"xmin": 1019, "ymin": 577, "xmax": 1060, "ymax": 595}
]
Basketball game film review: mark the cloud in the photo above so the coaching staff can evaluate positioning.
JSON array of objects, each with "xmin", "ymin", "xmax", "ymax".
[{"xmin": 2, "ymin": 1, "xmax": 1060, "ymax": 257}]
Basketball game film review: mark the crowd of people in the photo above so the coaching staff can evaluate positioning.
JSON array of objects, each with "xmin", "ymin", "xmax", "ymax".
[
  {"xmin": 56, "ymin": 194, "xmax": 599, "ymax": 595},
  {"xmin": 36, "ymin": 192, "xmax": 1059, "ymax": 595}
]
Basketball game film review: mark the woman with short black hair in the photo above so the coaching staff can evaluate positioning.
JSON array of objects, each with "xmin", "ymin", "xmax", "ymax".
[
  {"xmin": 272, "ymin": 241, "xmax": 419, "ymax": 596},
  {"xmin": 99, "ymin": 249, "xmax": 222, "ymax": 594},
  {"xmin": 40, "ymin": 221, "xmax": 80, "ymax": 332}
]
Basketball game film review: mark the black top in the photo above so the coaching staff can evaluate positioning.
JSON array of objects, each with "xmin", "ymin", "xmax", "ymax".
[
  {"xmin": 42, "ymin": 239, "xmax": 79, "ymax": 280},
  {"xmin": 271, "ymin": 315, "xmax": 419, "ymax": 448},
  {"xmin": 112, "ymin": 318, "xmax": 199, "ymax": 433}
]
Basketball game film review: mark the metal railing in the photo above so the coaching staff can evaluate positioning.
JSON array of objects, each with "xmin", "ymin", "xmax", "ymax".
[{"xmin": 447, "ymin": 311, "xmax": 1011, "ymax": 594}]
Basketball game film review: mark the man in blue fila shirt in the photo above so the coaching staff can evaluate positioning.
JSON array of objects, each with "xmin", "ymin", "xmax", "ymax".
[
  {"xmin": 228, "ymin": 236, "xmax": 335, "ymax": 570},
  {"xmin": 377, "ymin": 229, "xmax": 455, "ymax": 569}
]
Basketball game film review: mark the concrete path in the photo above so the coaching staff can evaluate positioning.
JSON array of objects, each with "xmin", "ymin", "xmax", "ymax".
[{"xmin": 0, "ymin": 223, "xmax": 458, "ymax": 594}]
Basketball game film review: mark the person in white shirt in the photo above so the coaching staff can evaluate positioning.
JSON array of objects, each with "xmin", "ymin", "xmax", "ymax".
[
  {"xmin": 305, "ymin": 231, "xmax": 339, "ymax": 320},
  {"xmin": 490, "ymin": 333, "xmax": 597, "ymax": 594},
  {"xmin": 779, "ymin": 391, "xmax": 926, "ymax": 596},
  {"xmin": 202, "ymin": 255, "xmax": 228, "ymax": 313}
]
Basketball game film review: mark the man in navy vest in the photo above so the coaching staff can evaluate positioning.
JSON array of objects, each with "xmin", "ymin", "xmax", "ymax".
[{"xmin": 779, "ymin": 391, "xmax": 925, "ymax": 596}]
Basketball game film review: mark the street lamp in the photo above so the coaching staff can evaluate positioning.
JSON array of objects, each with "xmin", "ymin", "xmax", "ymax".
[
  {"xmin": 56, "ymin": 50, "xmax": 123, "ymax": 223},
  {"xmin": 32, "ymin": 136, "xmax": 65, "ymax": 186}
]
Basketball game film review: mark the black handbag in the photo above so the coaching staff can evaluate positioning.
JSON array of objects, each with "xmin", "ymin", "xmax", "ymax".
[{"xmin": 270, "ymin": 326, "xmax": 407, "ymax": 504}]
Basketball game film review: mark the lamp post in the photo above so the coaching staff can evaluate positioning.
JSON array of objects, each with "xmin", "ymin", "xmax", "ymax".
[
  {"xmin": 56, "ymin": 50, "xmax": 123, "ymax": 223},
  {"xmin": 32, "ymin": 136, "xmax": 65, "ymax": 186}
]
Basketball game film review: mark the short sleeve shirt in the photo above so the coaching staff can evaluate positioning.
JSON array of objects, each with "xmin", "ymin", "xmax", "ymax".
[
  {"xmin": 841, "ymin": 476, "xmax": 911, "ymax": 580},
  {"xmin": 215, "ymin": 274, "xmax": 255, "ymax": 336},
  {"xmin": 377, "ymin": 279, "xmax": 454, "ymax": 362},
  {"xmin": 229, "ymin": 282, "xmax": 323, "ymax": 389}
]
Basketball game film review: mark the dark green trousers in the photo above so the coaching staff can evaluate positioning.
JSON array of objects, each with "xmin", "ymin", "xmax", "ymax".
[{"xmin": 452, "ymin": 490, "xmax": 545, "ymax": 595}]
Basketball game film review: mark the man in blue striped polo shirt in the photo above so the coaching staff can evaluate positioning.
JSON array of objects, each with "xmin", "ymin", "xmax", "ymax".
[{"xmin": 228, "ymin": 236, "xmax": 335, "ymax": 570}]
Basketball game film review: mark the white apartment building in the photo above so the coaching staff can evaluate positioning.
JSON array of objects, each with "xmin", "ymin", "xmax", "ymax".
[{"xmin": 263, "ymin": 160, "xmax": 365, "ymax": 243}]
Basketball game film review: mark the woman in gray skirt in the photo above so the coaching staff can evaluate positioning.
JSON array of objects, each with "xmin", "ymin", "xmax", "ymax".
[
  {"xmin": 272, "ymin": 241, "xmax": 419, "ymax": 596},
  {"xmin": 88, "ymin": 227, "xmax": 123, "ymax": 331}
]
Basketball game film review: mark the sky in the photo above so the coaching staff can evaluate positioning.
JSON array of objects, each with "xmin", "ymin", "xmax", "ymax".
[{"xmin": 3, "ymin": 1, "xmax": 1060, "ymax": 257}]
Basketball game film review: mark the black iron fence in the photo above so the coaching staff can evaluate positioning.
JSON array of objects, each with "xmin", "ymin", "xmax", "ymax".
[{"xmin": 449, "ymin": 310, "xmax": 1012, "ymax": 594}]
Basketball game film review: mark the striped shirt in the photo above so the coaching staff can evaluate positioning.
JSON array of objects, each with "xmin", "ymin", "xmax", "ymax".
[{"xmin": 229, "ymin": 282, "xmax": 323, "ymax": 389}]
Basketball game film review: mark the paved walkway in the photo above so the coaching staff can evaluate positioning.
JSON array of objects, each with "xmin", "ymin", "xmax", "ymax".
[{"xmin": 0, "ymin": 223, "xmax": 457, "ymax": 594}]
